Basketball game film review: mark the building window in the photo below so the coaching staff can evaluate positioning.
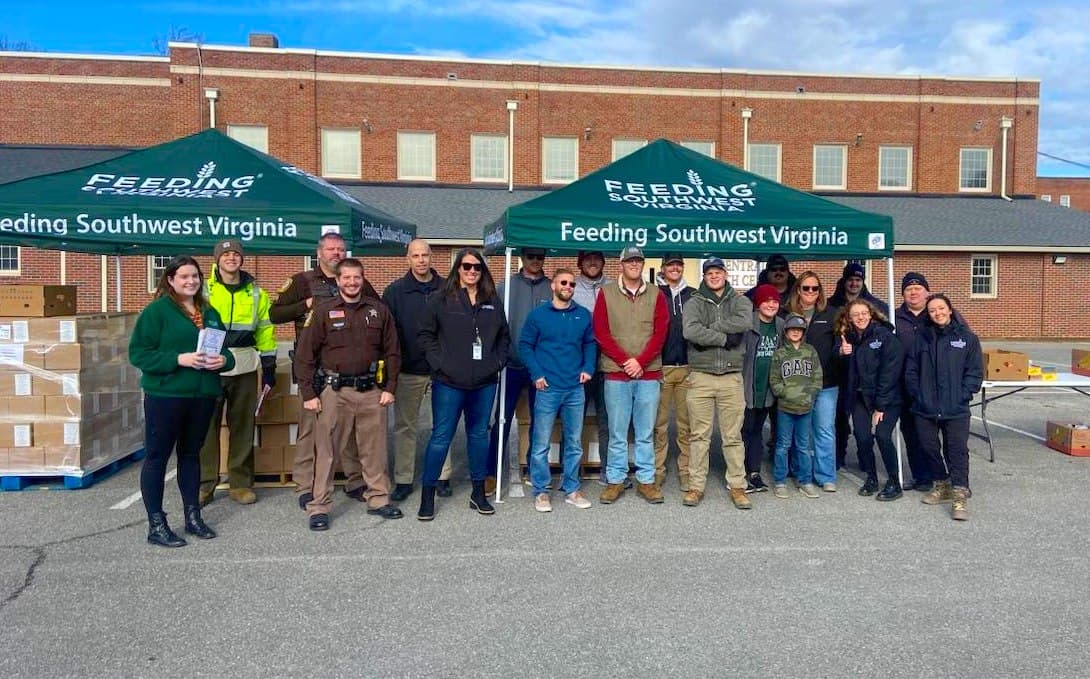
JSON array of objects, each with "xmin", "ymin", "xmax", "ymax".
[
  {"xmin": 680, "ymin": 141, "xmax": 715, "ymax": 157},
  {"xmin": 305, "ymin": 255, "xmax": 318, "ymax": 271},
  {"xmin": 542, "ymin": 137, "xmax": 578, "ymax": 184},
  {"xmin": 1041, "ymin": 194, "xmax": 1052, "ymax": 202},
  {"xmin": 748, "ymin": 144, "xmax": 781, "ymax": 181},
  {"xmin": 397, "ymin": 131, "xmax": 436, "ymax": 181},
  {"xmin": 226, "ymin": 124, "xmax": 269, "ymax": 154},
  {"xmin": 878, "ymin": 146, "xmax": 912, "ymax": 190},
  {"xmin": 0, "ymin": 246, "xmax": 19, "ymax": 276},
  {"xmin": 612, "ymin": 139, "xmax": 647, "ymax": 161},
  {"xmin": 970, "ymin": 254, "xmax": 997, "ymax": 298},
  {"xmin": 471, "ymin": 134, "xmax": 508, "ymax": 183},
  {"xmin": 1060, "ymin": 194, "xmax": 1071, "ymax": 208},
  {"xmin": 959, "ymin": 148, "xmax": 991, "ymax": 192},
  {"xmin": 147, "ymin": 255, "xmax": 172, "ymax": 292},
  {"xmin": 813, "ymin": 145, "xmax": 847, "ymax": 190},
  {"xmin": 320, "ymin": 128, "xmax": 361, "ymax": 178}
]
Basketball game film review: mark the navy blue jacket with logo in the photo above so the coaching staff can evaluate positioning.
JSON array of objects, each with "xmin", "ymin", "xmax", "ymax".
[
  {"xmin": 418, "ymin": 288, "xmax": 510, "ymax": 390},
  {"xmin": 844, "ymin": 320, "xmax": 903, "ymax": 413},
  {"xmin": 904, "ymin": 317, "xmax": 983, "ymax": 420}
]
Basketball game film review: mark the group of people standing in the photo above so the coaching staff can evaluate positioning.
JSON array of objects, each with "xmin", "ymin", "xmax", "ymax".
[{"xmin": 128, "ymin": 238, "xmax": 984, "ymax": 547}]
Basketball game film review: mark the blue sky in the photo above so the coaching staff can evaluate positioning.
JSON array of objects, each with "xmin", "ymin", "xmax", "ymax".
[{"xmin": 4, "ymin": 0, "xmax": 1089, "ymax": 177}]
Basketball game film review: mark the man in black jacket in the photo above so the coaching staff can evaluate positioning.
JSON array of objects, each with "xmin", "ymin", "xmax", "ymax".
[
  {"xmin": 382, "ymin": 239, "xmax": 453, "ymax": 501},
  {"xmin": 894, "ymin": 271, "xmax": 933, "ymax": 492},
  {"xmin": 653, "ymin": 253, "xmax": 695, "ymax": 490}
]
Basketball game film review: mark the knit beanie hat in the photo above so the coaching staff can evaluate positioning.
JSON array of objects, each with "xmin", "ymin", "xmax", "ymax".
[
  {"xmin": 901, "ymin": 272, "xmax": 930, "ymax": 293},
  {"xmin": 752, "ymin": 283, "xmax": 780, "ymax": 308}
]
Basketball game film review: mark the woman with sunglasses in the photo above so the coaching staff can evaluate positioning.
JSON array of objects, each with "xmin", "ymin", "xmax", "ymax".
[
  {"xmin": 784, "ymin": 271, "xmax": 841, "ymax": 491},
  {"xmin": 417, "ymin": 248, "xmax": 510, "ymax": 521},
  {"xmin": 904, "ymin": 293, "xmax": 983, "ymax": 521},
  {"xmin": 836, "ymin": 299, "xmax": 904, "ymax": 500}
]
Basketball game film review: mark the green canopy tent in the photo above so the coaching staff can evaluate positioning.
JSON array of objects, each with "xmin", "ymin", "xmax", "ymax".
[
  {"xmin": 0, "ymin": 129, "xmax": 415, "ymax": 308},
  {"xmin": 484, "ymin": 139, "xmax": 897, "ymax": 498}
]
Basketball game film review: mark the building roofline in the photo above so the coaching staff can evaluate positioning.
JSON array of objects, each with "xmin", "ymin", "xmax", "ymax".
[{"xmin": 0, "ymin": 50, "xmax": 169, "ymax": 63}]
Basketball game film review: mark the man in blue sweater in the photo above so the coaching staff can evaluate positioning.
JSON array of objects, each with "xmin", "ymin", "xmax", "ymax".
[{"xmin": 519, "ymin": 267, "xmax": 597, "ymax": 512}]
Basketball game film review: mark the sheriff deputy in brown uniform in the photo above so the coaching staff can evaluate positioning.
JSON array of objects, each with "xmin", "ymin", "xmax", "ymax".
[
  {"xmin": 295, "ymin": 257, "xmax": 402, "ymax": 530},
  {"xmin": 269, "ymin": 231, "xmax": 378, "ymax": 510}
]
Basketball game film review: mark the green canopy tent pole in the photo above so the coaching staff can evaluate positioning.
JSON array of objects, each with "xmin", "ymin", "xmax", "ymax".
[{"xmin": 494, "ymin": 246, "xmax": 519, "ymax": 502}]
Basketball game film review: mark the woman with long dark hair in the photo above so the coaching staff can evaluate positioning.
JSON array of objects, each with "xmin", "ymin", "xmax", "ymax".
[
  {"xmin": 129, "ymin": 256, "xmax": 235, "ymax": 547},
  {"xmin": 836, "ymin": 298, "xmax": 904, "ymax": 501},
  {"xmin": 905, "ymin": 293, "xmax": 983, "ymax": 520},
  {"xmin": 416, "ymin": 248, "xmax": 510, "ymax": 521},
  {"xmin": 784, "ymin": 271, "xmax": 841, "ymax": 491}
]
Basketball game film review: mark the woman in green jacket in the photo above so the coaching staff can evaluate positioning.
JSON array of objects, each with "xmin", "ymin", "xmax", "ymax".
[{"xmin": 129, "ymin": 256, "xmax": 235, "ymax": 548}]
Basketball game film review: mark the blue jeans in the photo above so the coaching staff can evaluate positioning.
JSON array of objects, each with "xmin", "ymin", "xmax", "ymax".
[
  {"xmin": 529, "ymin": 385, "xmax": 585, "ymax": 496},
  {"xmin": 774, "ymin": 410, "xmax": 813, "ymax": 485},
  {"xmin": 604, "ymin": 379, "xmax": 660, "ymax": 485},
  {"xmin": 487, "ymin": 367, "xmax": 535, "ymax": 477},
  {"xmin": 810, "ymin": 386, "xmax": 838, "ymax": 485},
  {"xmin": 422, "ymin": 381, "xmax": 497, "ymax": 486}
]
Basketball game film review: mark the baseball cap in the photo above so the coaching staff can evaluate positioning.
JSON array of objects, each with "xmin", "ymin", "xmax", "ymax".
[
  {"xmin": 843, "ymin": 262, "xmax": 866, "ymax": 279},
  {"xmin": 521, "ymin": 247, "xmax": 546, "ymax": 258},
  {"xmin": 702, "ymin": 257, "xmax": 726, "ymax": 273},
  {"xmin": 765, "ymin": 254, "xmax": 789, "ymax": 270},
  {"xmin": 619, "ymin": 245, "xmax": 645, "ymax": 262},
  {"xmin": 661, "ymin": 253, "xmax": 685, "ymax": 266},
  {"xmin": 213, "ymin": 239, "xmax": 244, "ymax": 260},
  {"xmin": 784, "ymin": 314, "xmax": 808, "ymax": 331}
]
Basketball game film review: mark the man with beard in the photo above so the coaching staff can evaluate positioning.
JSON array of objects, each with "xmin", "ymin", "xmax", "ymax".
[{"xmin": 572, "ymin": 250, "xmax": 613, "ymax": 479}]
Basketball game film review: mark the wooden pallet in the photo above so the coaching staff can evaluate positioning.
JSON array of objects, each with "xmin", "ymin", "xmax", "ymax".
[{"xmin": 0, "ymin": 448, "xmax": 147, "ymax": 491}]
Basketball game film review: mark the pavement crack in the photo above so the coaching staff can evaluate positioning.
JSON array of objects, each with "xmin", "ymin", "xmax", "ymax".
[{"xmin": 0, "ymin": 546, "xmax": 45, "ymax": 612}]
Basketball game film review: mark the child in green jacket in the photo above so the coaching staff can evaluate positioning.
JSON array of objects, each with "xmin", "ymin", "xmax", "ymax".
[{"xmin": 769, "ymin": 314, "xmax": 823, "ymax": 498}]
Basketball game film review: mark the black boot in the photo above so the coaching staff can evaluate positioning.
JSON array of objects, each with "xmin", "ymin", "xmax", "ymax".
[
  {"xmin": 858, "ymin": 475, "xmax": 879, "ymax": 496},
  {"xmin": 469, "ymin": 481, "xmax": 496, "ymax": 515},
  {"xmin": 184, "ymin": 505, "xmax": 217, "ymax": 539},
  {"xmin": 147, "ymin": 512, "xmax": 187, "ymax": 548},
  {"xmin": 417, "ymin": 486, "xmax": 436, "ymax": 522},
  {"xmin": 876, "ymin": 479, "xmax": 903, "ymax": 502}
]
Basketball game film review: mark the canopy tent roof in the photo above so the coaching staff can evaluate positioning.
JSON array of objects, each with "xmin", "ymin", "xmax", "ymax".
[
  {"xmin": 0, "ymin": 129, "xmax": 414, "ymax": 255},
  {"xmin": 485, "ymin": 138, "xmax": 893, "ymax": 259}
]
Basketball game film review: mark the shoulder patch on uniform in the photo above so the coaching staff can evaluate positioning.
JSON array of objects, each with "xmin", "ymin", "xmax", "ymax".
[
  {"xmin": 303, "ymin": 310, "xmax": 314, "ymax": 327},
  {"xmin": 277, "ymin": 277, "xmax": 294, "ymax": 293}
]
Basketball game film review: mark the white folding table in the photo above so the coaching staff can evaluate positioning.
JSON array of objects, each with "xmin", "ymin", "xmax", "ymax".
[{"xmin": 970, "ymin": 372, "xmax": 1090, "ymax": 462}]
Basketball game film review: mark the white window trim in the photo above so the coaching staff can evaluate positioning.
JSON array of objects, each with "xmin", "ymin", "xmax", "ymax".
[
  {"xmin": 680, "ymin": 140, "xmax": 716, "ymax": 158},
  {"xmin": 147, "ymin": 255, "xmax": 173, "ymax": 293},
  {"xmin": 611, "ymin": 138, "xmax": 648, "ymax": 161},
  {"xmin": 397, "ymin": 131, "xmax": 437, "ymax": 181},
  {"xmin": 1060, "ymin": 194, "xmax": 1071, "ymax": 208},
  {"xmin": 320, "ymin": 128, "xmax": 362, "ymax": 179},
  {"xmin": 877, "ymin": 145, "xmax": 912, "ymax": 191},
  {"xmin": 812, "ymin": 144, "xmax": 847, "ymax": 190},
  {"xmin": 542, "ymin": 136, "xmax": 579, "ymax": 185},
  {"xmin": 470, "ymin": 134, "xmax": 508, "ymax": 183},
  {"xmin": 304, "ymin": 255, "xmax": 318, "ymax": 271},
  {"xmin": 959, "ymin": 147, "xmax": 992, "ymax": 193},
  {"xmin": 226, "ymin": 124, "xmax": 269, "ymax": 154},
  {"xmin": 1040, "ymin": 194, "xmax": 1052, "ymax": 202},
  {"xmin": 970, "ymin": 253, "xmax": 998, "ymax": 299},
  {"xmin": 748, "ymin": 143, "xmax": 782, "ymax": 182},
  {"xmin": 0, "ymin": 246, "xmax": 20, "ymax": 276}
]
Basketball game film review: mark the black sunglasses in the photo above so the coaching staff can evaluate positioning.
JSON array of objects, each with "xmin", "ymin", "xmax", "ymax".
[
  {"xmin": 800, "ymin": 285, "xmax": 820, "ymax": 292},
  {"xmin": 460, "ymin": 262, "xmax": 483, "ymax": 272},
  {"xmin": 556, "ymin": 279, "xmax": 575, "ymax": 287}
]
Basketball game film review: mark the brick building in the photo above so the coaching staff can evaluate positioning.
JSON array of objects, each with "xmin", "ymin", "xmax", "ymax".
[
  {"xmin": 2, "ymin": 33, "xmax": 1089, "ymax": 338},
  {"xmin": 1037, "ymin": 177, "xmax": 1090, "ymax": 212}
]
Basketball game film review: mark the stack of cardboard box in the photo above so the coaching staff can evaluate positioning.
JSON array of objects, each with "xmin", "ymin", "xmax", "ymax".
[
  {"xmin": 0, "ymin": 286, "xmax": 143, "ymax": 475},
  {"xmin": 219, "ymin": 358, "xmax": 297, "ymax": 478}
]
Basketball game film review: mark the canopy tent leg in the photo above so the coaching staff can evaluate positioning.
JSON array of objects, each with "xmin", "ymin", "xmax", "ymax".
[
  {"xmin": 100, "ymin": 255, "xmax": 108, "ymax": 312},
  {"xmin": 115, "ymin": 255, "xmax": 122, "ymax": 312},
  {"xmin": 887, "ymin": 256, "xmax": 904, "ymax": 488},
  {"xmin": 494, "ymin": 247, "xmax": 514, "ymax": 502}
]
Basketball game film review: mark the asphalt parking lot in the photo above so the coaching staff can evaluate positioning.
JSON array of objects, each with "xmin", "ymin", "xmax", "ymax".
[{"xmin": 2, "ymin": 342, "xmax": 1089, "ymax": 678}]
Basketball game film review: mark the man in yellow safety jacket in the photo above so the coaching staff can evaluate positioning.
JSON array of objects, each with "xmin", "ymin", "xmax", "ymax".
[{"xmin": 199, "ymin": 238, "xmax": 278, "ymax": 505}]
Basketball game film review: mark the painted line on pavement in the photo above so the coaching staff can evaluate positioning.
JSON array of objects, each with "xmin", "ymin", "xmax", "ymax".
[
  {"xmin": 110, "ymin": 468, "xmax": 175, "ymax": 510},
  {"xmin": 971, "ymin": 415, "xmax": 1045, "ymax": 442}
]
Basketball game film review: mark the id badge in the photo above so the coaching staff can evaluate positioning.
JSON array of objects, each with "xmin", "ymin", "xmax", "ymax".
[{"xmin": 472, "ymin": 339, "xmax": 483, "ymax": 361}]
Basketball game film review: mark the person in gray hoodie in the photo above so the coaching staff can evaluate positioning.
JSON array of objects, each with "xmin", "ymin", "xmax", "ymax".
[
  {"xmin": 573, "ymin": 250, "xmax": 612, "ymax": 476},
  {"xmin": 741, "ymin": 284, "xmax": 784, "ymax": 493},
  {"xmin": 486, "ymin": 247, "xmax": 553, "ymax": 491},
  {"xmin": 681, "ymin": 257, "xmax": 753, "ymax": 509}
]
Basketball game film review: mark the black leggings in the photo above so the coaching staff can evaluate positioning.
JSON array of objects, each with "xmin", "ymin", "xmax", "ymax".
[
  {"xmin": 141, "ymin": 394, "xmax": 216, "ymax": 516},
  {"xmin": 851, "ymin": 401, "xmax": 900, "ymax": 482}
]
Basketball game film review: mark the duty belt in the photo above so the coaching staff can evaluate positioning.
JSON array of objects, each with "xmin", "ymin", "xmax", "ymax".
[{"xmin": 325, "ymin": 374, "xmax": 376, "ymax": 392}]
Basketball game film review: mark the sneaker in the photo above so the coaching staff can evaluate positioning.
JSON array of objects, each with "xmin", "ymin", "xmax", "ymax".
[
  {"xmin": 534, "ymin": 494, "xmax": 552, "ymax": 513},
  {"xmin": 565, "ymin": 491, "xmax": 592, "ymax": 509},
  {"xmin": 922, "ymin": 480, "xmax": 954, "ymax": 505},
  {"xmin": 950, "ymin": 486, "xmax": 969, "ymax": 521},
  {"xmin": 744, "ymin": 473, "xmax": 768, "ymax": 494},
  {"xmin": 822, "ymin": 482, "xmax": 837, "ymax": 493},
  {"xmin": 798, "ymin": 483, "xmax": 820, "ymax": 498},
  {"xmin": 729, "ymin": 487, "xmax": 752, "ymax": 510},
  {"xmin": 774, "ymin": 484, "xmax": 789, "ymax": 499},
  {"xmin": 636, "ymin": 482, "xmax": 665, "ymax": 504}
]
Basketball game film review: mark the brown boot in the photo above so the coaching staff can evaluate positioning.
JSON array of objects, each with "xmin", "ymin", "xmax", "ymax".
[
  {"xmin": 682, "ymin": 489, "xmax": 703, "ymax": 506},
  {"xmin": 951, "ymin": 486, "xmax": 969, "ymax": 521},
  {"xmin": 636, "ymin": 482, "xmax": 664, "ymax": 504},
  {"xmin": 729, "ymin": 487, "xmax": 752, "ymax": 510},
  {"xmin": 198, "ymin": 485, "xmax": 215, "ymax": 508},
  {"xmin": 600, "ymin": 483, "xmax": 625, "ymax": 504},
  {"xmin": 229, "ymin": 488, "xmax": 257, "ymax": 505},
  {"xmin": 921, "ymin": 479, "xmax": 954, "ymax": 505}
]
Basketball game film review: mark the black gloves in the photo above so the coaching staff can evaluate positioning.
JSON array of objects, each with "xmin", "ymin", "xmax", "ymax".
[
  {"xmin": 722, "ymin": 332, "xmax": 744, "ymax": 349},
  {"xmin": 261, "ymin": 356, "xmax": 277, "ymax": 389}
]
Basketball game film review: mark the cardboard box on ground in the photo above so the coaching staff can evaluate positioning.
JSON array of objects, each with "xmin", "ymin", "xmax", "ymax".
[
  {"xmin": 0, "ymin": 312, "xmax": 143, "ymax": 474},
  {"xmin": 1045, "ymin": 421, "xmax": 1090, "ymax": 457},
  {"xmin": 514, "ymin": 391, "xmax": 634, "ymax": 467}
]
